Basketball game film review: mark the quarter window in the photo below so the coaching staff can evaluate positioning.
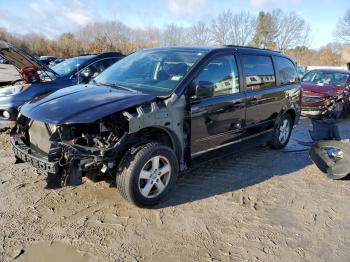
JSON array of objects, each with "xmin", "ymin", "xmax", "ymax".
[
  {"xmin": 241, "ymin": 55, "xmax": 275, "ymax": 91},
  {"xmin": 195, "ymin": 55, "xmax": 240, "ymax": 97},
  {"xmin": 274, "ymin": 56, "xmax": 298, "ymax": 85}
]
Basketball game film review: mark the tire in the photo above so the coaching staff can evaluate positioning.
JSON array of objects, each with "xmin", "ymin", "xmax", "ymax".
[
  {"xmin": 268, "ymin": 114, "xmax": 293, "ymax": 149},
  {"xmin": 14, "ymin": 156, "xmax": 23, "ymax": 164},
  {"xmin": 332, "ymin": 101, "xmax": 344, "ymax": 119},
  {"xmin": 116, "ymin": 143, "xmax": 178, "ymax": 207}
]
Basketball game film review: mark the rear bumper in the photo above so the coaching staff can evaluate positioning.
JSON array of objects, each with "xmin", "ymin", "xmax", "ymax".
[{"xmin": 10, "ymin": 136, "xmax": 58, "ymax": 174}]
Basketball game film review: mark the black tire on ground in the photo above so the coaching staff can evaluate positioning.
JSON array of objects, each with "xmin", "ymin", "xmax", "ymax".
[
  {"xmin": 268, "ymin": 113, "xmax": 293, "ymax": 150},
  {"xmin": 116, "ymin": 143, "xmax": 179, "ymax": 207},
  {"xmin": 332, "ymin": 101, "xmax": 344, "ymax": 119},
  {"xmin": 14, "ymin": 156, "xmax": 23, "ymax": 164},
  {"xmin": 46, "ymin": 172, "xmax": 62, "ymax": 189}
]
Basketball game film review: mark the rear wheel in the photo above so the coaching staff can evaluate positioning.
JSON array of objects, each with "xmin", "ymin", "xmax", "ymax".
[
  {"xmin": 268, "ymin": 114, "xmax": 293, "ymax": 149},
  {"xmin": 116, "ymin": 143, "xmax": 178, "ymax": 207}
]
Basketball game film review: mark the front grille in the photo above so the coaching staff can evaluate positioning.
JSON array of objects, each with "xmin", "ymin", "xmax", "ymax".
[{"xmin": 302, "ymin": 96, "xmax": 325, "ymax": 103}]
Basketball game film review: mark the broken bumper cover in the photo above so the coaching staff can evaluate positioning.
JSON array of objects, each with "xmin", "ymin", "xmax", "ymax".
[
  {"xmin": 301, "ymin": 106, "xmax": 327, "ymax": 117},
  {"xmin": 10, "ymin": 136, "xmax": 58, "ymax": 174}
]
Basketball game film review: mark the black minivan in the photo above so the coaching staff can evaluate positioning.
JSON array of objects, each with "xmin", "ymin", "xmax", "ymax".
[{"xmin": 11, "ymin": 46, "xmax": 301, "ymax": 207}]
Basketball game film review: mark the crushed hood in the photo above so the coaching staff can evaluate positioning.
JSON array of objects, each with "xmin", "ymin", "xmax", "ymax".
[
  {"xmin": 20, "ymin": 84, "xmax": 156, "ymax": 124},
  {"xmin": 301, "ymin": 83, "xmax": 346, "ymax": 97},
  {"xmin": 0, "ymin": 41, "xmax": 57, "ymax": 76}
]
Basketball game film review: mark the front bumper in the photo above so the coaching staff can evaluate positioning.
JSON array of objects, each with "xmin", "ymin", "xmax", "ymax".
[
  {"xmin": 10, "ymin": 136, "xmax": 58, "ymax": 174},
  {"xmin": 301, "ymin": 106, "xmax": 327, "ymax": 117}
]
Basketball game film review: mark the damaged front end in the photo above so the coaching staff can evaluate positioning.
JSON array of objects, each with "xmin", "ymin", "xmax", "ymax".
[
  {"xmin": 11, "ymin": 112, "xmax": 130, "ymax": 186},
  {"xmin": 11, "ymin": 96, "xmax": 188, "ymax": 187}
]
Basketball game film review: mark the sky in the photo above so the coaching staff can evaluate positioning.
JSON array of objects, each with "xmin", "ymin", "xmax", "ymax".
[{"xmin": 0, "ymin": 0, "xmax": 348, "ymax": 49}]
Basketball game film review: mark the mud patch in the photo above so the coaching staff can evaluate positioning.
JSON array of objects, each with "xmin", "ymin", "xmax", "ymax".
[{"xmin": 16, "ymin": 241, "xmax": 89, "ymax": 262}]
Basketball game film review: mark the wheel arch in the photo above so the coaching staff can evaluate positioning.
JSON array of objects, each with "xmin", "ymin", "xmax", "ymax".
[
  {"xmin": 285, "ymin": 108, "xmax": 296, "ymax": 125},
  {"xmin": 135, "ymin": 126, "xmax": 183, "ymax": 163},
  {"xmin": 276, "ymin": 108, "xmax": 296, "ymax": 127}
]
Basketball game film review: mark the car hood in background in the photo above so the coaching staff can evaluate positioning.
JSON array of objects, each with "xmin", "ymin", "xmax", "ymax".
[
  {"xmin": 0, "ymin": 41, "xmax": 57, "ymax": 76},
  {"xmin": 301, "ymin": 83, "xmax": 346, "ymax": 97},
  {"xmin": 20, "ymin": 84, "xmax": 156, "ymax": 124}
]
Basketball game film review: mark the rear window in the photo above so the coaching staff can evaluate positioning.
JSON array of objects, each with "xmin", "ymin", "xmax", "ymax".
[
  {"xmin": 241, "ymin": 55, "xmax": 275, "ymax": 91},
  {"xmin": 274, "ymin": 56, "xmax": 298, "ymax": 85}
]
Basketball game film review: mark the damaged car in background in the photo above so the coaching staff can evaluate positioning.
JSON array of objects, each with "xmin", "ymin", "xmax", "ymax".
[
  {"xmin": 11, "ymin": 46, "xmax": 301, "ymax": 207},
  {"xmin": 0, "ymin": 40, "xmax": 124, "ymax": 121},
  {"xmin": 301, "ymin": 69, "xmax": 350, "ymax": 118}
]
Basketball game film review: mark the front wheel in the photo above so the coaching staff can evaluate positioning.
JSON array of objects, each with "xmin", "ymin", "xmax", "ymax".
[
  {"xmin": 332, "ymin": 101, "xmax": 345, "ymax": 119},
  {"xmin": 116, "ymin": 143, "xmax": 178, "ymax": 207},
  {"xmin": 268, "ymin": 114, "xmax": 293, "ymax": 149}
]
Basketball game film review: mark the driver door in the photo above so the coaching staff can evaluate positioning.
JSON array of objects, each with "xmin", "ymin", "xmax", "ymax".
[{"xmin": 191, "ymin": 55, "xmax": 246, "ymax": 155}]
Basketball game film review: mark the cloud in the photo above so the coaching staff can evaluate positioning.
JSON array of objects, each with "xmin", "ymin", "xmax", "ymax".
[
  {"xmin": 61, "ymin": 4, "xmax": 96, "ymax": 26},
  {"xmin": 167, "ymin": 0, "xmax": 208, "ymax": 20},
  {"xmin": 250, "ymin": 0, "xmax": 302, "ymax": 9},
  {"xmin": 29, "ymin": 0, "xmax": 97, "ymax": 27},
  {"xmin": 0, "ymin": 0, "xmax": 98, "ymax": 37}
]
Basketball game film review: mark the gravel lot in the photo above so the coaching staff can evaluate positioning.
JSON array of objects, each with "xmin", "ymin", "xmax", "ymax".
[{"xmin": 1, "ymin": 66, "xmax": 350, "ymax": 261}]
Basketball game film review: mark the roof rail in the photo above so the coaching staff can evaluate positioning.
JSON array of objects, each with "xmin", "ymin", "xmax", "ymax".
[
  {"xmin": 76, "ymin": 51, "xmax": 123, "ymax": 57},
  {"xmin": 224, "ymin": 45, "xmax": 281, "ymax": 53}
]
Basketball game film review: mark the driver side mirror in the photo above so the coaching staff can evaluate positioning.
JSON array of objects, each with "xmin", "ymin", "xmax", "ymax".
[{"xmin": 195, "ymin": 81, "xmax": 214, "ymax": 99}]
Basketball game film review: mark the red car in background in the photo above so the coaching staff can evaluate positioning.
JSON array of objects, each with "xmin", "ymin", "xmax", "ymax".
[{"xmin": 301, "ymin": 69, "xmax": 350, "ymax": 118}]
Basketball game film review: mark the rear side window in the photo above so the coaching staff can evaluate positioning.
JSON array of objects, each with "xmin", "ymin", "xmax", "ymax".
[
  {"xmin": 195, "ymin": 55, "xmax": 240, "ymax": 96},
  {"xmin": 274, "ymin": 56, "xmax": 298, "ymax": 85},
  {"xmin": 241, "ymin": 55, "xmax": 275, "ymax": 91}
]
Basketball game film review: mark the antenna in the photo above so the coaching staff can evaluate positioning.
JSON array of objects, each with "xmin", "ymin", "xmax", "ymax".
[{"xmin": 77, "ymin": 56, "xmax": 80, "ymax": 84}]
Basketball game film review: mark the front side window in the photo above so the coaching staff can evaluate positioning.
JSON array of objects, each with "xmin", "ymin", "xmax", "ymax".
[
  {"xmin": 94, "ymin": 50, "xmax": 206, "ymax": 96},
  {"xmin": 194, "ymin": 55, "xmax": 240, "ymax": 97},
  {"xmin": 274, "ymin": 56, "xmax": 298, "ymax": 85},
  {"xmin": 52, "ymin": 56, "xmax": 94, "ymax": 76},
  {"xmin": 82, "ymin": 58, "xmax": 119, "ymax": 78},
  {"xmin": 241, "ymin": 55, "xmax": 275, "ymax": 91}
]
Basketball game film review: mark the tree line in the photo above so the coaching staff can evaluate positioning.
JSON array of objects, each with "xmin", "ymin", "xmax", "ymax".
[{"xmin": 1, "ymin": 8, "xmax": 349, "ymax": 66}]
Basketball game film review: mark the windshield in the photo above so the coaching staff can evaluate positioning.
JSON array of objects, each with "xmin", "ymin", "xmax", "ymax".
[
  {"xmin": 93, "ymin": 49, "xmax": 206, "ymax": 96},
  {"xmin": 51, "ymin": 56, "xmax": 93, "ymax": 76},
  {"xmin": 302, "ymin": 71, "xmax": 349, "ymax": 86}
]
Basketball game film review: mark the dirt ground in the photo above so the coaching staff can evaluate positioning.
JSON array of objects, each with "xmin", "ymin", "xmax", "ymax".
[{"xmin": 1, "ymin": 66, "xmax": 350, "ymax": 261}]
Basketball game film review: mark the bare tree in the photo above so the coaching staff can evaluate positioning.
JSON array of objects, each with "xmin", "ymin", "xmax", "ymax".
[
  {"xmin": 77, "ymin": 21, "xmax": 131, "ymax": 52},
  {"xmin": 335, "ymin": 9, "xmax": 350, "ymax": 43},
  {"xmin": 55, "ymin": 32, "xmax": 83, "ymax": 57},
  {"xmin": 273, "ymin": 10, "xmax": 311, "ymax": 51},
  {"xmin": 210, "ymin": 11, "xmax": 232, "ymax": 45},
  {"xmin": 229, "ymin": 11, "xmax": 256, "ymax": 46},
  {"xmin": 189, "ymin": 21, "xmax": 211, "ymax": 45},
  {"xmin": 22, "ymin": 33, "xmax": 50, "ymax": 56},
  {"xmin": 162, "ymin": 24, "xmax": 188, "ymax": 46}
]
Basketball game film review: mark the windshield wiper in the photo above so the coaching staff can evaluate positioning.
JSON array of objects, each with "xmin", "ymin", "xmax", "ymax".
[{"xmin": 98, "ymin": 82, "xmax": 138, "ymax": 93}]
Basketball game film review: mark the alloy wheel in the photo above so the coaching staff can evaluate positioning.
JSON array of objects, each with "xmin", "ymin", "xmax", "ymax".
[
  {"xmin": 279, "ymin": 119, "xmax": 290, "ymax": 144},
  {"xmin": 138, "ymin": 155, "xmax": 171, "ymax": 199}
]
